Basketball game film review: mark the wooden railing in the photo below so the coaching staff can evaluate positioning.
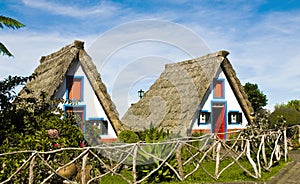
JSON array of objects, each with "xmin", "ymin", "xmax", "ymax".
[{"xmin": 0, "ymin": 129, "xmax": 288, "ymax": 184}]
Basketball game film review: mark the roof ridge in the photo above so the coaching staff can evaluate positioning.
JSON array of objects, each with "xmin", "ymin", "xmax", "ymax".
[
  {"xmin": 165, "ymin": 50, "xmax": 229, "ymax": 69},
  {"xmin": 40, "ymin": 40, "xmax": 84, "ymax": 64}
]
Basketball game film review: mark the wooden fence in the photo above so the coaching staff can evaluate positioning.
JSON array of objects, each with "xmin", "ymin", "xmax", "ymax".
[{"xmin": 0, "ymin": 129, "xmax": 288, "ymax": 184}]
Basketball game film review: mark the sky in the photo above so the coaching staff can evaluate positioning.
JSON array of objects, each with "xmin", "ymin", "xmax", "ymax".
[{"xmin": 1, "ymin": 0, "xmax": 300, "ymax": 117}]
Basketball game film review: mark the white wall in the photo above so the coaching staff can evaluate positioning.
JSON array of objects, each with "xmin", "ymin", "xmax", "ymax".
[
  {"xmin": 56, "ymin": 60, "xmax": 117, "ymax": 139},
  {"xmin": 191, "ymin": 67, "xmax": 248, "ymax": 131}
]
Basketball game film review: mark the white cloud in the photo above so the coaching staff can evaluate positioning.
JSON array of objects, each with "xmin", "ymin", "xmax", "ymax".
[
  {"xmin": 22, "ymin": 0, "xmax": 120, "ymax": 18},
  {"xmin": 87, "ymin": 20, "xmax": 212, "ymax": 116},
  {"xmin": 0, "ymin": 31, "xmax": 95, "ymax": 79}
]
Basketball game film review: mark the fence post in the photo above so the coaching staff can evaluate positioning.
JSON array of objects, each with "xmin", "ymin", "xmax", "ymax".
[
  {"xmin": 261, "ymin": 134, "xmax": 267, "ymax": 166},
  {"xmin": 215, "ymin": 141, "xmax": 221, "ymax": 179},
  {"xmin": 284, "ymin": 127, "xmax": 287, "ymax": 162},
  {"xmin": 213, "ymin": 134, "xmax": 217, "ymax": 160},
  {"xmin": 298, "ymin": 125, "xmax": 300, "ymax": 146},
  {"xmin": 81, "ymin": 153, "xmax": 88, "ymax": 184},
  {"xmin": 29, "ymin": 154, "xmax": 36, "ymax": 184},
  {"xmin": 176, "ymin": 142, "xmax": 184, "ymax": 179},
  {"xmin": 132, "ymin": 143, "xmax": 138, "ymax": 184},
  {"xmin": 246, "ymin": 140, "xmax": 259, "ymax": 178}
]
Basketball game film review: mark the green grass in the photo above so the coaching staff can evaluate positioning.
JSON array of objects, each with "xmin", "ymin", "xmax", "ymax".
[
  {"xmin": 163, "ymin": 159, "xmax": 290, "ymax": 184},
  {"xmin": 96, "ymin": 158, "xmax": 289, "ymax": 184}
]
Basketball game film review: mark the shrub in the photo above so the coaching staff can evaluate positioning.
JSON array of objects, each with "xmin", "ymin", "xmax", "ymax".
[
  {"xmin": 269, "ymin": 107, "xmax": 300, "ymax": 127},
  {"xmin": 118, "ymin": 130, "xmax": 140, "ymax": 143},
  {"xmin": 0, "ymin": 76, "xmax": 84, "ymax": 183}
]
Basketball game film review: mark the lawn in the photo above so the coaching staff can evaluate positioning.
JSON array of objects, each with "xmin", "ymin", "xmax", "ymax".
[{"xmin": 97, "ymin": 158, "xmax": 290, "ymax": 184}]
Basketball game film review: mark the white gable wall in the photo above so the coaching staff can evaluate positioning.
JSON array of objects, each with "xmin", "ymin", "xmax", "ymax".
[
  {"xmin": 191, "ymin": 67, "xmax": 248, "ymax": 133},
  {"xmin": 56, "ymin": 61, "xmax": 117, "ymax": 139}
]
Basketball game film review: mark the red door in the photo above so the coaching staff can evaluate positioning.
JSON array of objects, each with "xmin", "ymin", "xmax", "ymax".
[{"xmin": 212, "ymin": 103, "xmax": 226, "ymax": 139}]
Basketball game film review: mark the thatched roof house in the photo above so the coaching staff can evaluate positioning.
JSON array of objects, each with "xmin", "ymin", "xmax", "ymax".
[
  {"xmin": 122, "ymin": 50, "xmax": 253, "ymax": 137},
  {"xmin": 19, "ymin": 40, "xmax": 124, "ymax": 139}
]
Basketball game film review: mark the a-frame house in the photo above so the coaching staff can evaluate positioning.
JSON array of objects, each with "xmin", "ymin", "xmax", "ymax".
[
  {"xmin": 122, "ymin": 51, "xmax": 253, "ymax": 138},
  {"xmin": 19, "ymin": 40, "xmax": 124, "ymax": 143}
]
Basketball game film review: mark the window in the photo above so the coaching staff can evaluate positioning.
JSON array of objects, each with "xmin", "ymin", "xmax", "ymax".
[
  {"xmin": 87, "ymin": 119, "xmax": 108, "ymax": 135},
  {"xmin": 197, "ymin": 110, "xmax": 211, "ymax": 125},
  {"xmin": 213, "ymin": 79, "xmax": 224, "ymax": 99},
  {"xmin": 228, "ymin": 111, "xmax": 242, "ymax": 124},
  {"xmin": 65, "ymin": 106, "xmax": 85, "ymax": 131},
  {"xmin": 67, "ymin": 76, "xmax": 83, "ymax": 101}
]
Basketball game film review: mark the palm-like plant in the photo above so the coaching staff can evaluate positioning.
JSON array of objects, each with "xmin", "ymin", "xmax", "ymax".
[{"xmin": 0, "ymin": 15, "xmax": 25, "ymax": 57}]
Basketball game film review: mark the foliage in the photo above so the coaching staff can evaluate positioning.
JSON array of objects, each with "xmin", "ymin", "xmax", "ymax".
[
  {"xmin": 275, "ymin": 100, "xmax": 300, "ymax": 112},
  {"xmin": 84, "ymin": 121, "xmax": 103, "ymax": 146},
  {"xmin": 269, "ymin": 107, "xmax": 300, "ymax": 128},
  {"xmin": 243, "ymin": 82, "xmax": 268, "ymax": 113},
  {"xmin": 0, "ymin": 15, "xmax": 25, "ymax": 57},
  {"xmin": 271, "ymin": 100, "xmax": 300, "ymax": 148},
  {"xmin": 0, "ymin": 76, "xmax": 84, "ymax": 183},
  {"xmin": 118, "ymin": 129, "xmax": 139, "ymax": 143},
  {"xmin": 0, "ymin": 75, "xmax": 29, "ymax": 109},
  {"xmin": 134, "ymin": 126, "xmax": 178, "ymax": 183},
  {"xmin": 136, "ymin": 125, "xmax": 172, "ymax": 142},
  {"xmin": 288, "ymin": 126, "xmax": 300, "ymax": 148},
  {"xmin": 0, "ymin": 15, "xmax": 25, "ymax": 29},
  {"xmin": 286, "ymin": 100, "xmax": 300, "ymax": 111}
]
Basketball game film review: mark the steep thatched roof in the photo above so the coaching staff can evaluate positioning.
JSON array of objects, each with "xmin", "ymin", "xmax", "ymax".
[
  {"xmin": 121, "ymin": 50, "xmax": 253, "ymax": 136},
  {"xmin": 19, "ymin": 40, "xmax": 124, "ymax": 134}
]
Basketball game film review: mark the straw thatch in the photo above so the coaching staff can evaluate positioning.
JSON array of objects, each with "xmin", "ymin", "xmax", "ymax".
[
  {"xmin": 121, "ymin": 50, "xmax": 253, "ymax": 136},
  {"xmin": 18, "ymin": 40, "xmax": 124, "ymax": 134}
]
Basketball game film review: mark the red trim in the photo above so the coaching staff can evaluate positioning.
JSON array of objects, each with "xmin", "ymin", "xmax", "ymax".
[
  {"xmin": 98, "ymin": 138, "xmax": 118, "ymax": 144},
  {"xmin": 191, "ymin": 129, "xmax": 210, "ymax": 135},
  {"xmin": 192, "ymin": 128, "xmax": 246, "ymax": 139}
]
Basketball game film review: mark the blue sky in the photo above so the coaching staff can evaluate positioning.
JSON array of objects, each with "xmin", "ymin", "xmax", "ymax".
[{"xmin": 1, "ymin": 0, "xmax": 300, "ymax": 116}]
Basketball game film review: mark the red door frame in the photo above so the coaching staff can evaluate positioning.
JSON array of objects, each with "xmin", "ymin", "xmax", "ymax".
[{"xmin": 211, "ymin": 102, "xmax": 226, "ymax": 139}]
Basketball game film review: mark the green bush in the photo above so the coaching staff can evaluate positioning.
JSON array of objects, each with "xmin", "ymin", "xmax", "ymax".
[
  {"xmin": 118, "ymin": 130, "xmax": 140, "ymax": 143},
  {"xmin": 0, "ymin": 76, "xmax": 84, "ymax": 183},
  {"xmin": 269, "ymin": 107, "xmax": 300, "ymax": 127}
]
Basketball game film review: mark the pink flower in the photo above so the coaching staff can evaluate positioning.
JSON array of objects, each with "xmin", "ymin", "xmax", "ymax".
[
  {"xmin": 54, "ymin": 143, "xmax": 59, "ymax": 147},
  {"xmin": 47, "ymin": 129, "xmax": 59, "ymax": 138}
]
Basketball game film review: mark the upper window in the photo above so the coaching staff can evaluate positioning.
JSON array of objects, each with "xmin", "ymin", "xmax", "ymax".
[
  {"xmin": 213, "ymin": 79, "xmax": 225, "ymax": 99},
  {"xmin": 67, "ymin": 76, "xmax": 83, "ymax": 101}
]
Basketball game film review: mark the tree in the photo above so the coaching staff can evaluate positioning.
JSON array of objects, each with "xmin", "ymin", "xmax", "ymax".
[
  {"xmin": 275, "ymin": 100, "xmax": 300, "ymax": 111},
  {"xmin": 271, "ymin": 99, "xmax": 300, "ymax": 127},
  {"xmin": 243, "ymin": 82, "xmax": 268, "ymax": 113},
  {"xmin": 0, "ymin": 15, "xmax": 25, "ymax": 57},
  {"xmin": 269, "ymin": 107, "xmax": 300, "ymax": 127}
]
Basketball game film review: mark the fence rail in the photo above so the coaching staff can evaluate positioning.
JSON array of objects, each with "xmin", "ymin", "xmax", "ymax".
[{"xmin": 0, "ymin": 129, "xmax": 288, "ymax": 184}]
